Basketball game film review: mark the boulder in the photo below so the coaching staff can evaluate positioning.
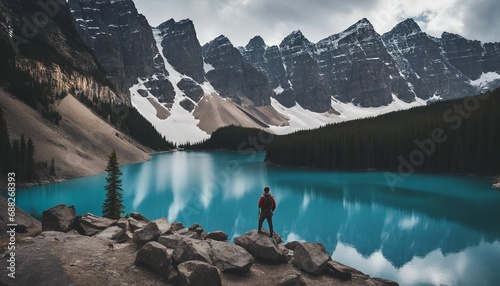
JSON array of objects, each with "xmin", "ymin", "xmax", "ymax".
[
  {"xmin": 130, "ymin": 212, "xmax": 149, "ymax": 222},
  {"xmin": 278, "ymin": 271, "xmax": 307, "ymax": 286},
  {"xmin": 116, "ymin": 231, "xmax": 133, "ymax": 243},
  {"xmin": 172, "ymin": 239, "xmax": 212, "ymax": 265},
  {"xmin": 116, "ymin": 218, "xmax": 129, "ymax": 231},
  {"xmin": 133, "ymin": 222, "xmax": 161, "ymax": 248},
  {"xmin": 158, "ymin": 234, "xmax": 187, "ymax": 249},
  {"xmin": 207, "ymin": 239, "xmax": 254, "ymax": 274},
  {"xmin": 285, "ymin": 241, "xmax": 300, "ymax": 251},
  {"xmin": 41, "ymin": 204, "xmax": 76, "ymax": 232},
  {"xmin": 95, "ymin": 226, "xmax": 125, "ymax": 241},
  {"xmin": 327, "ymin": 260, "xmax": 364, "ymax": 276},
  {"xmin": 206, "ymin": 231, "xmax": 228, "ymax": 241},
  {"xmin": 234, "ymin": 230, "xmax": 288, "ymax": 263},
  {"xmin": 292, "ymin": 242, "xmax": 330, "ymax": 275},
  {"xmin": 152, "ymin": 218, "xmax": 170, "ymax": 235},
  {"xmin": 177, "ymin": 260, "xmax": 222, "ymax": 286},
  {"xmin": 188, "ymin": 223, "xmax": 204, "ymax": 234},
  {"xmin": 169, "ymin": 222, "xmax": 185, "ymax": 232},
  {"xmin": 135, "ymin": 241, "xmax": 171, "ymax": 278},
  {"xmin": 74, "ymin": 214, "xmax": 116, "ymax": 236},
  {"xmin": 177, "ymin": 228, "xmax": 189, "ymax": 235},
  {"xmin": 128, "ymin": 217, "xmax": 146, "ymax": 232},
  {"xmin": 183, "ymin": 230, "xmax": 204, "ymax": 239}
]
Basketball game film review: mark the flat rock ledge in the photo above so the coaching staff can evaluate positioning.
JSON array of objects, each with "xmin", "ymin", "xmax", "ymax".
[{"xmin": 0, "ymin": 205, "xmax": 399, "ymax": 286}]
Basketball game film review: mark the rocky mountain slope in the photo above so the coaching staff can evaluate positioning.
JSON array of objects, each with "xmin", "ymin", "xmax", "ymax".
[
  {"xmin": 0, "ymin": 89, "xmax": 151, "ymax": 186},
  {"xmin": 0, "ymin": 0, "xmax": 159, "ymax": 186},
  {"xmin": 65, "ymin": 2, "xmax": 500, "ymax": 143}
]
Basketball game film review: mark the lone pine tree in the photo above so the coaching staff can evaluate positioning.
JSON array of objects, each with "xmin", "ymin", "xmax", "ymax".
[{"xmin": 102, "ymin": 150, "xmax": 124, "ymax": 219}]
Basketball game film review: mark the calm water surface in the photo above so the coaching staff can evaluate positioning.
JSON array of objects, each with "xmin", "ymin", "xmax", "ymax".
[{"xmin": 5, "ymin": 152, "xmax": 500, "ymax": 286}]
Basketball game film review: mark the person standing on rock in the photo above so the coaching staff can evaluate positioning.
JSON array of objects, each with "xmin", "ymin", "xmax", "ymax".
[{"xmin": 258, "ymin": 186, "xmax": 276, "ymax": 237}]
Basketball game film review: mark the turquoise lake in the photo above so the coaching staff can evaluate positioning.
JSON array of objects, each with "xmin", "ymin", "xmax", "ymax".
[{"xmin": 5, "ymin": 151, "xmax": 500, "ymax": 286}]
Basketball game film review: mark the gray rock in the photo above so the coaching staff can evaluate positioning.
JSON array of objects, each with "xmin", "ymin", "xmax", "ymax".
[
  {"xmin": 128, "ymin": 217, "xmax": 147, "ymax": 232},
  {"xmin": 74, "ymin": 214, "xmax": 116, "ymax": 236},
  {"xmin": 157, "ymin": 19, "xmax": 205, "ymax": 84},
  {"xmin": 207, "ymin": 239, "xmax": 254, "ymax": 274},
  {"xmin": 234, "ymin": 230, "xmax": 288, "ymax": 263},
  {"xmin": 325, "ymin": 260, "xmax": 352, "ymax": 280},
  {"xmin": 327, "ymin": 260, "xmax": 365, "ymax": 276},
  {"xmin": 177, "ymin": 228, "xmax": 189, "ymax": 235},
  {"xmin": 158, "ymin": 234, "xmax": 187, "ymax": 249},
  {"xmin": 133, "ymin": 222, "xmax": 161, "ymax": 248},
  {"xmin": 95, "ymin": 226, "xmax": 125, "ymax": 241},
  {"xmin": 206, "ymin": 231, "xmax": 228, "ymax": 241},
  {"xmin": 188, "ymin": 223, "xmax": 204, "ymax": 234},
  {"xmin": 152, "ymin": 218, "xmax": 170, "ymax": 235},
  {"xmin": 68, "ymin": 0, "xmax": 174, "ymax": 99},
  {"xmin": 116, "ymin": 218, "xmax": 129, "ymax": 232},
  {"xmin": 382, "ymin": 18, "xmax": 476, "ymax": 101},
  {"xmin": 172, "ymin": 239, "xmax": 212, "ymax": 265},
  {"xmin": 169, "ymin": 222, "xmax": 185, "ymax": 232},
  {"xmin": 278, "ymin": 271, "xmax": 307, "ymax": 286},
  {"xmin": 177, "ymin": 260, "xmax": 222, "ymax": 286},
  {"xmin": 202, "ymin": 35, "xmax": 272, "ymax": 107},
  {"xmin": 285, "ymin": 241, "xmax": 300, "ymax": 251},
  {"xmin": 41, "ymin": 204, "xmax": 76, "ymax": 233},
  {"xmin": 130, "ymin": 212, "xmax": 149, "ymax": 222},
  {"xmin": 135, "ymin": 241, "xmax": 171, "ymax": 278},
  {"xmin": 292, "ymin": 242, "xmax": 330, "ymax": 275}
]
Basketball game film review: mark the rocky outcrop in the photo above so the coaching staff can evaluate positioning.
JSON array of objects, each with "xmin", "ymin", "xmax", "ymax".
[
  {"xmin": 234, "ymin": 230, "xmax": 289, "ymax": 263},
  {"xmin": 172, "ymin": 239, "xmax": 212, "ymax": 265},
  {"xmin": 41, "ymin": 204, "xmax": 76, "ymax": 233},
  {"xmin": 73, "ymin": 213, "xmax": 116, "ymax": 236},
  {"xmin": 133, "ymin": 221, "xmax": 161, "ymax": 248},
  {"xmin": 316, "ymin": 18, "xmax": 415, "ymax": 106},
  {"xmin": 206, "ymin": 230, "xmax": 228, "ymax": 241},
  {"xmin": 135, "ymin": 241, "xmax": 171, "ymax": 278},
  {"xmin": 157, "ymin": 19, "xmax": 205, "ymax": 83},
  {"xmin": 202, "ymin": 35, "xmax": 272, "ymax": 107},
  {"xmin": 177, "ymin": 260, "xmax": 222, "ymax": 286},
  {"xmin": 382, "ymin": 18, "xmax": 476, "ymax": 100},
  {"xmin": 9, "ymin": 204, "xmax": 400, "ymax": 286},
  {"xmin": 0, "ymin": 0, "xmax": 122, "ymax": 106},
  {"xmin": 68, "ymin": 0, "xmax": 170, "ymax": 97},
  {"xmin": 292, "ymin": 242, "xmax": 331, "ymax": 275},
  {"xmin": 207, "ymin": 239, "xmax": 255, "ymax": 274},
  {"xmin": 440, "ymin": 32, "xmax": 483, "ymax": 80}
]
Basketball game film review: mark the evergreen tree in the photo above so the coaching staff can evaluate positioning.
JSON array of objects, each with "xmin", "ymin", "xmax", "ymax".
[
  {"xmin": 50, "ymin": 158, "xmax": 56, "ymax": 176},
  {"xmin": 102, "ymin": 150, "xmax": 124, "ymax": 219},
  {"xmin": 11, "ymin": 139, "xmax": 20, "ymax": 174},
  {"xmin": 26, "ymin": 137, "xmax": 35, "ymax": 181}
]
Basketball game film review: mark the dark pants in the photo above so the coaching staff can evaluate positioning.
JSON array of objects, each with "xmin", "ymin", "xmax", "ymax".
[{"xmin": 258, "ymin": 210, "xmax": 273, "ymax": 235}]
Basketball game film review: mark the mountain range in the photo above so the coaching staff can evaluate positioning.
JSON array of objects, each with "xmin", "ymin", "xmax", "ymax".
[{"xmin": 3, "ymin": 0, "xmax": 500, "ymax": 145}]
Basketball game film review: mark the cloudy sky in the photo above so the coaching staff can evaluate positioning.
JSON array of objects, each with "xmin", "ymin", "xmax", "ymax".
[{"xmin": 133, "ymin": 0, "xmax": 500, "ymax": 47}]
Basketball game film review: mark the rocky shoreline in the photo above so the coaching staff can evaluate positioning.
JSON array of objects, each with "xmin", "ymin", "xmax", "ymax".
[{"xmin": 1, "ymin": 203, "xmax": 398, "ymax": 285}]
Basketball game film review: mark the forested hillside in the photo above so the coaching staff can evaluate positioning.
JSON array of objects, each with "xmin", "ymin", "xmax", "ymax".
[
  {"xmin": 265, "ymin": 88, "xmax": 500, "ymax": 175},
  {"xmin": 185, "ymin": 125, "xmax": 274, "ymax": 151}
]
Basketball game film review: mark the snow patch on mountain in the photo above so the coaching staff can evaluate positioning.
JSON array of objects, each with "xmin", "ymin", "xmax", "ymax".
[
  {"xmin": 268, "ymin": 95, "xmax": 425, "ymax": 135},
  {"xmin": 470, "ymin": 72, "xmax": 500, "ymax": 89},
  {"xmin": 128, "ymin": 29, "xmax": 210, "ymax": 144},
  {"xmin": 130, "ymin": 82, "xmax": 209, "ymax": 144}
]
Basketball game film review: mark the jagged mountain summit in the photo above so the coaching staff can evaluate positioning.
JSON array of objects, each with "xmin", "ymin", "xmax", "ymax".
[{"xmin": 65, "ymin": 1, "xmax": 500, "ymax": 143}]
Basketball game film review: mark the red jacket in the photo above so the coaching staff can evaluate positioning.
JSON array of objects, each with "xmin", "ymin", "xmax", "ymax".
[{"xmin": 258, "ymin": 193, "xmax": 276, "ymax": 211}]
